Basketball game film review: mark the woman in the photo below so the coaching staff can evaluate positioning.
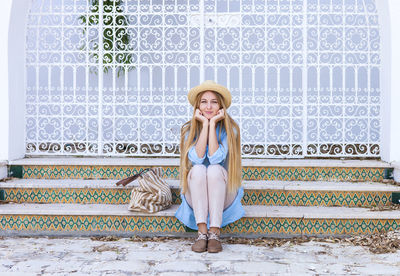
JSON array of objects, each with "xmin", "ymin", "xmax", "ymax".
[{"xmin": 175, "ymin": 80, "xmax": 245, "ymax": 253}]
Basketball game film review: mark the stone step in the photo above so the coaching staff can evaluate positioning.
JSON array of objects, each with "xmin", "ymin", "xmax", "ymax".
[
  {"xmin": 1, "ymin": 203, "xmax": 400, "ymax": 237},
  {"xmin": 1, "ymin": 179, "xmax": 400, "ymax": 207},
  {"xmin": 8, "ymin": 158, "xmax": 393, "ymax": 182}
]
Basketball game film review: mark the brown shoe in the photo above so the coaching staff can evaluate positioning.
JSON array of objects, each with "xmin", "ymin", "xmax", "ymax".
[
  {"xmin": 207, "ymin": 231, "xmax": 222, "ymax": 253},
  {"xmin": 191, "ymin": 232, "xmax": 208, "ymax": 253}
]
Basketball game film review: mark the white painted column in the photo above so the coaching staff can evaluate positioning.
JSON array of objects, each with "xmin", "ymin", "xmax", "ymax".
[
  {"xmin": 0, "ymin": 0, "xmax": 31, "ymax": 165},
  {"xmin": 383, "ymin": 0, "xmax": 400, "ymax": 180},
  {"xmin": 0, "ymin": 0, "xmax": 13, "ymax": 164}
]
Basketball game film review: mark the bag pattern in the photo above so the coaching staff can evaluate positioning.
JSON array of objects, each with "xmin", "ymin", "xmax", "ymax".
[{"xmin": 126, "ymin": 168, "xmax": 172, "ymax": 213}]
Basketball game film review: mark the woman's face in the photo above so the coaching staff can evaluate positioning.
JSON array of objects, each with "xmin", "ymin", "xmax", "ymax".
[{"xmin": 198, "ymin": 91, "xmax": 220, "ymax": 120}]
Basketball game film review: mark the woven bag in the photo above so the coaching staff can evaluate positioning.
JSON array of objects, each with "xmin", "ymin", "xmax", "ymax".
[{"xmin": 116, "ymin": 167, "xmax": 172, "ymax": 213}]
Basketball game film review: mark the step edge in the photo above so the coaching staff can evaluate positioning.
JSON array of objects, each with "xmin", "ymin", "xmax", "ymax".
[
  {"xmin": 2, "ymin": 204, "xmax": 400, "ymax": 219},
  {"xmin": 9, "ymin": 157, "xmax": 391, "ymax": 168},
  {"xmin": 2, "ymin": 179, "xmax": 400, "ymax": 192},
  {"xmin": 0, "ymin": 179, "xmax": 400, "ymax": 192}
]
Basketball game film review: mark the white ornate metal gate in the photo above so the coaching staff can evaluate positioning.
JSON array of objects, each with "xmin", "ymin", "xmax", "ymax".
[{"xmin": 25, "ymin": 0, "xmax": 381, "ymax": 157}]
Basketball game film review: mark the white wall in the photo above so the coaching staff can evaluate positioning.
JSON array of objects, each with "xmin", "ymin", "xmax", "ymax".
[
  {"xmin": 0, "ymin": 162, "xmax": 7, "ymax": 180},
  {"xmin": 382, "ymin": 1, "xmax": 400, "ymax": 165},
  {"xmin": 0, "ymin": 0, "xmax": 12, "ymax": 161},
  {"xmin": 385, "ymin": 0, "xmax": 400, "ymax": 180},
  {"xmin": 1, "ymin": 0, "xmax": 30, "ymax": 162}
]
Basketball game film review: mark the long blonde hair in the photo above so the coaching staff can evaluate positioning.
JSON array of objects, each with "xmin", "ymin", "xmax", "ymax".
[{"xmin": 179, "ymin": 91, "xmax": 242, "ymax": 193}]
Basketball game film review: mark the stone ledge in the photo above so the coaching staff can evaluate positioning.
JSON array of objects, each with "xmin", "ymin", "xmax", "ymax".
[
  {"xmin": 2, "ymin": 179, "xmax": 400, "ymax": 192},
  {"xmin": 2, "ymin": 203, "xmax": 400, "ymax": 219},
  {"xmin": 9, "ymin": 157, "xmax": 391, "ymax": 168}
]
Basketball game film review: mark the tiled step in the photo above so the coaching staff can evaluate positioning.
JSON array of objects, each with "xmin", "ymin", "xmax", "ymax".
[
  {"xmin": 8, "ymin": 158, "xmax": 392, "ymax": 182},
  {"xmin": 1, "ymin": 179, "xmax": 400, "ymax": 207},
  {"xmin": 1, "ymin": 203, "xmax": 400, "ymax": 237}
]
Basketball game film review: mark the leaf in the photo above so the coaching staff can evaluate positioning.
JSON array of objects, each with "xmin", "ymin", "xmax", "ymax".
[{"xmin": 79, "ymin": 0, "xmax": 135, "ymax": 76}]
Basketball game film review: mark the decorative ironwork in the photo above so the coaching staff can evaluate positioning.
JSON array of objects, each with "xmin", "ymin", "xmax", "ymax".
[{"xmin": 25, "ymin": 0, "xmax": 381, "ymax": 157}]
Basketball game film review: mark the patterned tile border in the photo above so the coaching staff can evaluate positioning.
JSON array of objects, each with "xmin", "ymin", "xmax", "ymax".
[
  {"xmin": 2, "ymin": 188, "xmax": 393, "ymax": 207},
  {"xmin": 16, "ymin": 165, "xmax": 387, "ymax": 182},
  {"xmin": 242, "ymin": 167, "xmax": 386, "ymax": 182},
  {"xmin": 2, "ymin": 188, "xmax": 182, "ymax": 205},
  {"xmin": 223, "ymin": 218, "xmax": 400, "ymax": 235},
  {"xmin": 19, "ymin": 166, "xmax": 179, "ymax": 180},
  {"xmin": 1, "ymin": 215, "xmax": 399, "ymax": 235},
  {"xmin": 0, "ymin": 215, "xmax": 185, "ymax": 233},
  {"xmin": 242, "ymin": 190, "xmax": 392, "ymax": 207}
]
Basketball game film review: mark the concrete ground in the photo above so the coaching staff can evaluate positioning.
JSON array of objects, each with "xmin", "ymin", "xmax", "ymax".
[{"xmin": 0, "ymin": 236, "xmax": 400, "ymax": 275}]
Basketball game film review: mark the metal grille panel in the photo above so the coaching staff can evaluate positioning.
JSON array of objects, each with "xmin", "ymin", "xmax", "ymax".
[{"xmin": 25, "ymin": 0, "xmax": 381, "ymax": 157}]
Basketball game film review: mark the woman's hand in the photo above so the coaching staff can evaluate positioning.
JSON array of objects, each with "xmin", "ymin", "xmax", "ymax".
[
  {"xmin": 195, "ymin": 109, "xmax": 209, "ymax": 126},
  {"xmin": 210, "ymin": 109, "xmax": 225, "ymax": 126}
]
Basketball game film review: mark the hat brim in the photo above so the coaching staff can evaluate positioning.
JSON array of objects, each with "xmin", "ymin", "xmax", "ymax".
[{"xmin": 188, "ymin": 82, "xmax": 231, "ymax": 108}]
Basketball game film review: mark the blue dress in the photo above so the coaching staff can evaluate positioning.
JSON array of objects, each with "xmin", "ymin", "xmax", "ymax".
[{"xmin": 174, "ymin": 124, "xmax": 245, "ymax": 230}]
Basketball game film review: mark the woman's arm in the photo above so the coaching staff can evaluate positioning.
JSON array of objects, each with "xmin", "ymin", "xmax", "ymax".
[
  {"xmin": 195, "ymin": 109, "xmax": 209, "ymax": 158},
  {"xmin": 208, "ymin": 109, "xmax": 225, "ymax": 156},
  {"xmin": 208, "ymin": 122, "xmax": 218, "ymax": 156}
]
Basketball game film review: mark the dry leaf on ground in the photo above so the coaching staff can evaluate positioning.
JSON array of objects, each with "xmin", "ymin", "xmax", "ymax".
[{"xmin": 90, "ymin": 236, "xmax": 121, "ymax": 242}]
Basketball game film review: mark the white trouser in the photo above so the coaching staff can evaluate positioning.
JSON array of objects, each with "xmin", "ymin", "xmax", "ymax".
[{"xmin": 185, "ymin": 164, "xmax": 237, "ymax": 228}]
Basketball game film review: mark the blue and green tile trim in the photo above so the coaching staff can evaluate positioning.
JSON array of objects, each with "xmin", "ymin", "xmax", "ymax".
[
  {"xmin": 1, "ymin": 187, "xmax": 394, "ymax": 207},
  {"xmin": 0, "ymin": 214, "xmax": 399, "ymax": 235},
  {"xmin": 242, "ymin": 189, "xmax": 393, "ymax": 207},
  {"xmin": 9, "ymin": 165, "xmax": 390, "ymax": 182}
]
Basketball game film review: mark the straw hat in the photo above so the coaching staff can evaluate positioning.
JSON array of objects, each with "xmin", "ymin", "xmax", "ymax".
[{"xmin": 188, "ymin": 80, "xmax": 232, "ymax": 108}]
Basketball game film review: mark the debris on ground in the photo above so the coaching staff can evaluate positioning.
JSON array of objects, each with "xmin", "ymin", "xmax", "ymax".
[
  {"xmin": 128, "ymin": 235, "xmax": 185, "ymax": 242},
  {"xmin": 345, "ymin": 230, "xmax": 400, "ymax": 254},
  {"xmin": 382, "ymin": 179, "xmax": 396, "ymax": 185},
  {"xmin": 223, "ymin": 236, "xmax": 341, "ymax": 247},
  {"xmin": 370, "ymin": 204, "xmax": 400, "ymax": 211},
  {"xmin": 0, "ymin": 200, "xmax": 17, "ymax": 205},
  {"xmin": 228, "ymin": 231, "xmax": 400, "ymax": 255},
  {"xmin": 90, "ymin": 236, "xmax": 121, "ymax": 242},
  {"xmin": 89, "ymin": 230, "xmax": 400, "ymax": 254},
  {"xmin": 223, "ymin": 231, "xmax": 400, "ymax": 254},
  {"xmin": 224, "ymin": 236, "xmax": 307, "ymax": 247}
]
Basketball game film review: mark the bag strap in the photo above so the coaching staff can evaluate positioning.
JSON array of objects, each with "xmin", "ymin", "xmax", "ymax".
[{"xmin": 115, "ymin": 168, "xmax": 152, "ymax": 186}]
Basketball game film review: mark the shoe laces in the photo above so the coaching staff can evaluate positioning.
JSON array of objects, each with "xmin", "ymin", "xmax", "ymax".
[
  {"xmin": 195, "ymin": 232, "xmax": 208, "ymax": 241},
  {"xmin": 207, "ymin": 231, "xmax": 220, "ymax": 241}
]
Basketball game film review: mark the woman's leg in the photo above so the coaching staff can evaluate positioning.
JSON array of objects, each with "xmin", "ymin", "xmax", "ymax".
[
  {"xmin": 206, "ymin": 164, "xmax": 237, "ymax": 253},
  {"xmin": 185, "ymin": 164, "xmax": 208, "ymax": 233},
  {"xmin": 185, "ymin": 164, "xmax": 209, "ymax": 252},
  {"xmin": 206, "ymin": 164, "xmax": 237, "ymax": 230}
]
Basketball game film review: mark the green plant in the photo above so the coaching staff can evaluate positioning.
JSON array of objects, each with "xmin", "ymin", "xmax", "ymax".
[{"xmin": 79, "ymin": 0, "xmax": 135, "ymax": 77}]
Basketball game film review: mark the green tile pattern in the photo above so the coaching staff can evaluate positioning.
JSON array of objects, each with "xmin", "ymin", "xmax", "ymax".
[
  {"xmin": 2, "ymin": 188, "xmax": 392, "ymax": 207},
  {"xmin": 242, "ymin": 167, "xmax": 385, "ymax": 181},
  {"xmin": 3, "ymin": 188, "xmax": 181, "ymax": 205},
  {"xmin": 223, "ymin": 218, "xmax": 400, "ymax": 235},
  {"xmin": 0, "ymin": 215, "xmax": 185, "ymax": 233},
  {"xmin": 242, "ymin": 190, "xmax": 392, "ymax": 207},
  {"xmin": 20, "ymin": 165, "xmax": 386, "ymax": 182},
  {"xmin": 22, "ymin": 165, "xmax": 179, "ymax": 180},
  {"xmin": 1, "ymin": 214, "xmax": 399, "ymax": 235}
]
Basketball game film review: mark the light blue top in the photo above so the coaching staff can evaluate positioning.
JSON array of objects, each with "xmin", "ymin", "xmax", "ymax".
[
  {"xmin": 187, "ymin": 124, "xmax": 229, "ymax": 170},
  {"xmin": 175, "ymin": 124, "xmax": 245, "ymax": 230}
]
